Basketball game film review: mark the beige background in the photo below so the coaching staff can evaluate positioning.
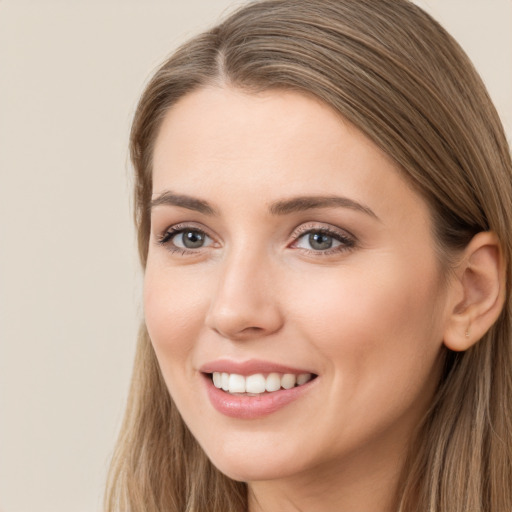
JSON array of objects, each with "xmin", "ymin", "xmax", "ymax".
[{"xmin": 0, "ymin": 1, "xmax": 510, "ymax": 511}]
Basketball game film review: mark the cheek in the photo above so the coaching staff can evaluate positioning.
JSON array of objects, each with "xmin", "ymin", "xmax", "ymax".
[
  {"xmin": 143, "ymin": 265, "xmax": 207, "ymax": 372},
  {"xmin": 287, "ymin": 256, "xmax": 445, "ymax": 380},
  {"xmin": 282, "ymin": 260, "xmax": 446, "ymax": 451}
]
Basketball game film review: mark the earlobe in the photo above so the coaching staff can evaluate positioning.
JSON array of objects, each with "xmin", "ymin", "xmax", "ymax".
[{"xmin": 443, "ymin": 231, "xmax": 506, "ymax": 352}]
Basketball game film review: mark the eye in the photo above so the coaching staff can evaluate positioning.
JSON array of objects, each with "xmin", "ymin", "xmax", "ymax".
[
  {"xmin": 298, "ymin": 232, "xmax": 338, "ymax": 251},
  {"xmin": 291, "ymin": 225, "xmax": 355, "ymax": 254},
  {"xmin": 158, "ymin": 226, "xmax": 215, "ymax": 252},
  {"xmin": 173, "ymin": 229, "xmax": 211, "ymax": 249}
]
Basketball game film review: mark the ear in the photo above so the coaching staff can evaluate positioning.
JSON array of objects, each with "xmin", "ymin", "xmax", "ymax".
[{"xmin": 443, "ymin": 231, "xmax": 506, "ymax": 352}]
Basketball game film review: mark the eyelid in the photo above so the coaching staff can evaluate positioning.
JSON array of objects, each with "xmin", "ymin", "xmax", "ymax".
[
  {"xmin": 289, "ymin": 222, "xmax": 357, "ymax": 254},
  {"xmin": 290, "ymin": 222, "xmax": 356, "ymax": 241},
  {"xmin": 156, "ymin": 222, "xmax": 219, "ymax": 254},
  {"xmin": 155, "ymin": 220, "xmax": 356, "ymax": 256}
]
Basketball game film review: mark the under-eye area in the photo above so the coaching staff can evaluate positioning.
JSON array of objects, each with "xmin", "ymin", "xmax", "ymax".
[{"xmin": 208, "ymin": 372, "xmax": 318, "ymax": 395}]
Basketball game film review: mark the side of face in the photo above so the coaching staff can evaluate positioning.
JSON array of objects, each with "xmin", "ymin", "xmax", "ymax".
[{"xmin": 144, "ymin": 86, "xmax": 454, "ymax": 484}]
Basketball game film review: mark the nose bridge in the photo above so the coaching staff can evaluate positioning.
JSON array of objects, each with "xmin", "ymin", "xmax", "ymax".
[{"xmin": 206, "ymin": 243, "xmax": 283, "ymax": 339}]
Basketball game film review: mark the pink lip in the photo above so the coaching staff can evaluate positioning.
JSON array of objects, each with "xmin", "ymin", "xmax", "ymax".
[
  {"xmin": 199, "ymin": 358, "xmax": 314, "ymax": 376},
  {"xmin": 200, "ymin": 364, "xmax": 318, "ymax": 420}
]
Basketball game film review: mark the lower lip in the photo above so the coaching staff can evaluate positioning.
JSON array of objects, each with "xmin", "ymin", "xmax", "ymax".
[{"xmin": 203, "ymin": 374, "xmax": 317, "ymax": 419}]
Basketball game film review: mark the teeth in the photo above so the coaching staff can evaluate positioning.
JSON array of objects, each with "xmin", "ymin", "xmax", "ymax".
[
  {"xmin": 221, "ymin": 372, "xmax": 229, "ymax": 391},
  {"xmin": 246, "ymin": 374, "xmax": 266, "ymax": 394},
  {"xmin": 297, "ymin": 373, "xmax": 311, "ymax": 386},
  {"xmin": 212, "ymin": 372, "xmax": 222, "ymax": 388},
  {"xmin": 266, "ymin": 373, "xmax": 281, "ymax": 392},
  {"xmin": 228, "ymin": 373, "xmax": 246, "ymax": 393},
  {"xmin": 281, "ymin": 373, "xmax": 296, "ymax": 389},
  {"xmin": 211, "ymin": 371, "xmax": 313, "ymax": 394}
]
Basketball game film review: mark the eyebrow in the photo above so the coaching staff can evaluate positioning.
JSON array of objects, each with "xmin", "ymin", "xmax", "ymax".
[
  {"xmin": 150, "ymin": 191, "xmax": 217, "ymax": 215},
  {"xmin": 150, "ymin": 190, "xmax": 378, "ymax": 220},
  {"xmin": 269, "ymin": 195, "xmax": 378, "ymax": 219}
]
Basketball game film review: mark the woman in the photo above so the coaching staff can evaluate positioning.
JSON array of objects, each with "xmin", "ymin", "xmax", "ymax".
[{"xmin": 105, "ymin": 1, "xmax": 512, "ymax": 510}]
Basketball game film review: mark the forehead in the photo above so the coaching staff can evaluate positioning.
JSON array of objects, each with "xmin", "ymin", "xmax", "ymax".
[{"xmin": 151, "ymin": 86, "xmax": 426, "ymax": 223}]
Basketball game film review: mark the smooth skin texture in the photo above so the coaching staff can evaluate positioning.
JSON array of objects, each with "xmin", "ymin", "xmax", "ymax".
[{"xmin": 144, "ymin": 87, "xmax": 503, "ymax": 512}]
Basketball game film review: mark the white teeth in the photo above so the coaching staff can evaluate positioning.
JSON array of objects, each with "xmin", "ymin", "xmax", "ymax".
[
  {"xmin": 245, "ymin": 374, "xmax": 266, "ymax": 394},
  {"xmin": 212, "ymin": 372, "xmax": 222, "ymax": 388},
  {"xmin": 281, "ymin": 373, "xmax": 296, "ymax": 389},
  {"xmin": 221, "ymin": 372, "xmax": 229, "ymax": 391},
  {"xmin": 211, "ymin": 371, "xmax": 314, "ymax": 394},
  {"xmin": 228, "ymin": 373, "xmax": 246, "ymax": 393},
  {"xmin": 265, "ymin": 373, "xmax": 281, "ymax": 392}
]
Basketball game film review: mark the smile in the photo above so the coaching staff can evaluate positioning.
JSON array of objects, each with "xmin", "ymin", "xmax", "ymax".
[
  {"xmin": 202, "ymin": 368, "xmax": 318, "ymax": 419},
  {"xmin": 211, "ymin": 372, "xmax": 314, "ymax": 395}
]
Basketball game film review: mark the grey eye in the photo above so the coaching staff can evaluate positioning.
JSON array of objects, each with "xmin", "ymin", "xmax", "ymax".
[
  {"xmin": 174, "ymin": 229, "xmax": 211, "ymax": 249},
  {"xmin": 308, "ymin": 232, "xmax": 333, "ymax": 250},
  {"xmin": 295, "ymin": 230, "xmax": 343, "ymax": 251}
]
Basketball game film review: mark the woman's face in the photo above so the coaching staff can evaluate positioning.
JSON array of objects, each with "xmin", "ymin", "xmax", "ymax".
[{"xmin": 145, "ymin": 87, "xmax": 452, "ymax": 485}]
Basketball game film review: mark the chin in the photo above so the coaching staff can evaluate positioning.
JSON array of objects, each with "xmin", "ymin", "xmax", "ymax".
[
  {"xmin": 201, "ymin": 439, "xmax": 308, "ymax": 483},
  {"xmin": 212, "ymin": 458, "xmax": 295, "ymax": 483}
]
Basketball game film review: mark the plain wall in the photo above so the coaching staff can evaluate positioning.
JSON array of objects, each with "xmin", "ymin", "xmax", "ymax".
[{"xmin": 0, "ymin": 1, "xmax": 510, "ymax": 511}]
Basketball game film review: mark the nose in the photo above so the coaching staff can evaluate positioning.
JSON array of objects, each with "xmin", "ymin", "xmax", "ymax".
[{"xmin": 205, "ymin": 249, "xmax": 284, "ymax": 340}]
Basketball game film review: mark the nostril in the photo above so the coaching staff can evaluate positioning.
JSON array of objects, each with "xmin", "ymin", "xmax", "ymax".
[
  {"xmin": 242, "ymin": 326, "xmax": 265, "ymax": 333},
  {"xmin": 205, "ymin": 280, "xmax": 284, "ymax": 340},
  {"xmin": 210, "ymin": 322, "xmax": 279, "ymax": 341}
]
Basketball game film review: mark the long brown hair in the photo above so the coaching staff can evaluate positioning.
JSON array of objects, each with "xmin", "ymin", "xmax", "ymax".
[{"xmin": 105, "ymin": 1, "xmax": 512, "ymax": 510}]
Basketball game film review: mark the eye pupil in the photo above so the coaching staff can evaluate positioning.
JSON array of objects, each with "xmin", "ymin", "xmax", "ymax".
[
  {"xmin": 309, "ymin": 232, "xmax": 333, "ymax": 250},
  {"xmin": 183, "ymin": 230, "xmax": 205, "ymax": 248}
]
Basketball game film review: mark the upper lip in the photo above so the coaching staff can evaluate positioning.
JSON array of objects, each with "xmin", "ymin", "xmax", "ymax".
[{"xmin": 199, "ymin": 358, "xmax": 316, "ymax": 376}]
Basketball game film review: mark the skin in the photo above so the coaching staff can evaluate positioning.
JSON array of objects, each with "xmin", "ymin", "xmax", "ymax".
[{"xmin": 145, "ymin": 86, "xmax": 457, "ymax": 512}]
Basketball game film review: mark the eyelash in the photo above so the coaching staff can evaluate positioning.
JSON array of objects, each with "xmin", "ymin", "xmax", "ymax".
[
  {"xmin": 156, "ymin": 223, "xmax": 356, "ymax": 256},
  {"xmin": 289, "ymin": 223, "xmax": 356, "ymax": 256},
  {"xmin": 156, "ymin": 224, "xmax": 215, "ymax": 255}
]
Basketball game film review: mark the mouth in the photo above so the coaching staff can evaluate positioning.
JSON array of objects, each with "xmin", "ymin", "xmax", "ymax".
[
  {"xmin": 208, "ymin": 371, "xmax": 317, "ymax": 395},
  {"xmin": 200, "ymin": 360, "xmax": 319, "ymax": 419}
]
